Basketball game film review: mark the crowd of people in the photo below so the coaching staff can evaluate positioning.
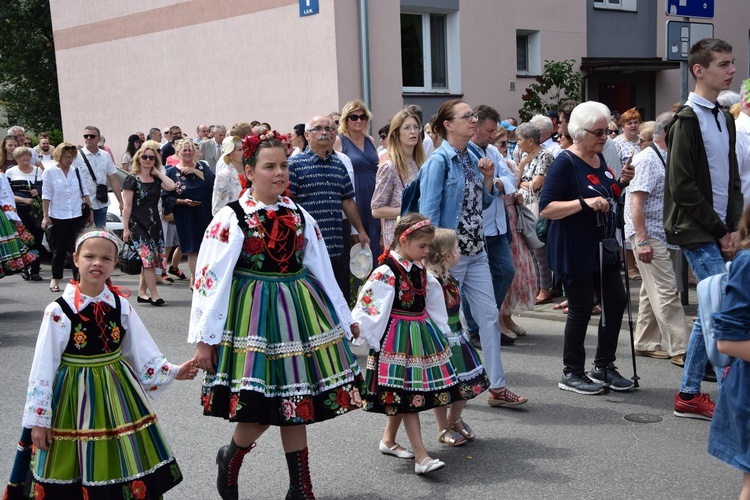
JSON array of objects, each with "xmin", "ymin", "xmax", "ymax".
[{"xmin": 2, "ymin": 36, "xmax": 750, "ymax": 500}]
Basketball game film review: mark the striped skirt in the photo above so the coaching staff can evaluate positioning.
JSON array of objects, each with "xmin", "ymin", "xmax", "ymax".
[
  {"xmin": 0, "ymin": 210, "xmax": 35, "ymax": 278},
  {"xmin": 31, "ymin": 351, "xmax": 181, "ymax": 500},
  {"xmin": 201, "ymin": 268, "xmax": 363, "ymax": 426},
  {"xmin": 445, "ymin": 312, "xmax": 490, "ymax": 400},
  {"xmin": 362, "ymin": 311, "xmax": 461, "ymax": 415}
]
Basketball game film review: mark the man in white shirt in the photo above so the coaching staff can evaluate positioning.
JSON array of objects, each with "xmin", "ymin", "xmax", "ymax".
[
  {"xmin": 73, "ymin": 126, "xmax": 123, "ymax": 228},
  {"xmin": 625, "ymin": 111, "xmax": 689, "ymax": 364},
  {"xmin": 199, "ymin": 124, "xmax": 226, "ymax": 172}
]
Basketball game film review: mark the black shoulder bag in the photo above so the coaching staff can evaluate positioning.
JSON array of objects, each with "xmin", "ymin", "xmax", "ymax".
[
  {"xmin": 79, "ymin": 148, "xmax": 109, "ymax": 202},
  {"xmin": 74, "ymin": 169, "xmax": 92, "ymax": 220}
]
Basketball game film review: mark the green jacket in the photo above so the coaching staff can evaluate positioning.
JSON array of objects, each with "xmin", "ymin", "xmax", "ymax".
[{"xmin": 663, "ymin": 105, "xmax": 743, "ymax": 249}]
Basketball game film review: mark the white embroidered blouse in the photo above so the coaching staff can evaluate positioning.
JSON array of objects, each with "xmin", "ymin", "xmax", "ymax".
[
  {"xmin": 188, "ymin": 191, "xmax": 355, "ymax": 345},
  {"xmin": 23, "ymin": 285, "xmax": 179, "ymax": 429},
  {"xmin": 351, "ymin": 250, "xmax": 450, "ymax": 352}
]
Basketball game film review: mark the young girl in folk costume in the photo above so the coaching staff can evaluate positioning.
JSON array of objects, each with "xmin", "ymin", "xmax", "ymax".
[
  {"xmin": 189, "ymin": 131, "xmax": 363, "ymax": 500},
  {"xmin": 0, "ymin": 170, "xmax": 37, "ymax": 279},
  {"xmin": 708, "ymin": 204, "xmax": 750, "ymax": 500},
  {"xmin": 353, "ymin": 213, "xmax": 462, "ymax": 475},
  {"xmin": 424, "ymin": 228, "xmax": 490, "ymax": 446},
  {"xmin": 19, "ymin": 229, "xmax": 197, "ymax": 499}
]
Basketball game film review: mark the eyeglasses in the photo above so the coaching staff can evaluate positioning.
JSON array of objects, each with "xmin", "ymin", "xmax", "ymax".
[
  {"xmin": 308, "ymin": 126, "xmax": 335, "ymax": 133},
  {"xmin": 141, "ymin": 155, "xmax": 157, "ymax": 161},
  {"xmin": 451, "ymin": 112, "xmax": 477, "ymax": 122},
  {"xmin": 24, "ymin": 142, "xmax": 32, "ymax": 146},
  {"xmin": 496, "ymin": 141, "xmax": 508, "ymax": 147},
  {"xmin": 400, "ymin": 124, "xmax": 421, "ymax": 132},
  {"xmin": 637, "ymin": 137, "xmax": 651, "ymax": 144},
  {"xmin": 83, "ymin": 134, "xmax": 98, "ymax": 140},
  {"xmin": 607, "ymin": 129, "xmax": 618, "ymax": 135},
  {"xmin": 348, "ymin": 113, "xmax": 368, "ymax": 122},
  {"xmin": 584, "ymin": 128, "xmax": 607, "ymax": 138}
]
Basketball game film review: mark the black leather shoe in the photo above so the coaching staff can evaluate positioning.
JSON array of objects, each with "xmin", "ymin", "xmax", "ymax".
[
  {"xmin": 31, "ymin": 274, "xmax": 43, "ymax": 281},
  {"xmin": 500, "ymin": 333, "xmax": 515, "ymax": 346},
  {"xmin": 151, "ymin": 298, "xmax": 165, "ymax": 306},
  {"xmin": 21, "ymin": 269, "xmax": 30, "ymax": 281},
  {"xmin": 137, "ymin": 296, "xmax": 152, "ymax": 304}
]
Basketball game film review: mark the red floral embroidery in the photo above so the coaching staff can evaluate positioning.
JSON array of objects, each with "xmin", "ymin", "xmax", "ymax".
[
  {"xmin": 82, "ymin": 486, "xmax": 89, "ymax": 500},
  {"xmin": 52, "ymin": 314, "xmax": 61, "ymax": 323},
  {"xmin": 586, "ymin": 174, "xmax": 600, "ymax": 185},
  {"xmin": 243, "ymin": 237, "xmax": 264, "ymax": 255},
  {"xmin": 34, "ymin": 483, "xmax": 45, "ymax": 500},
  {"xmin": 266, "ymin": 210, "xmax": 277, "ymax": 219},
  {"xmin": 335, "ymin": 388, "xmax": 351, "ymax": 408},
  {"xmin": 295, "ymin": 398, "xmax": 314, "ymax": 421},
  {"xmin": 611, "ymin": 183, "xmax": 622, "ymax": 197},
  {"xmin": 219, "ymin": 227, "xmax": 230, "ymax": 243},
  {"xmin": 229, "ymin": 394, "xmax": 239, "ymax": 417},
  {"xmin": 130, "ymin": 480, "xmax": 147, "ymax": 499}
]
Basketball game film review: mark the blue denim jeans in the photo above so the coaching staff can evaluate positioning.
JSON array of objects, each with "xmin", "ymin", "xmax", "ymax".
[
  {"xmin": 681, "ymin": 242, "xmax": 728, "ymax": 393},
  {"xmin": 463, "ymin": 234, "xmax": 515, "ymax": 333},
  {"xmin": 93, "ymin": 206, "xmax": 108, "ymax": 229}
]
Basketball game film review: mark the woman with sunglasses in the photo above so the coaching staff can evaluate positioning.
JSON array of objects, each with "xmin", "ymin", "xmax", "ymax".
[
  {"xmin": 122, "ymin": 141, "xmax": 176, "ymax": 305},
  {"xmin": 121, "ymin": 133, "xmax": 142, "ymax": 172},
  {"xmin": 334, "ymin": 100, "xmax": 382, "ymax": 264},
  {"xmin": 540, "ymin": 101, "xmax": 635, "ymax": 395}
]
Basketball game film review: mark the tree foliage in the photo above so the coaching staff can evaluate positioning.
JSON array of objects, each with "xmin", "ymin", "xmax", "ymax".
[
  {"xmin": 0, "ymin": 0, "xmax": 61, "ymax": 133},
  {"xmin": 519, "ymin": 59, "xmax": 583, "ymax": 122}
]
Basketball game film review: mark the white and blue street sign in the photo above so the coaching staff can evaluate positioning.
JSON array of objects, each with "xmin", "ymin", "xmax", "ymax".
[
  {"xmin": 300, "ymin": 0, "xmax": 319, "ymax": 17},
  {"xmin": 665, "ymin": 0, "xmax": 714, "ymax": 19}
]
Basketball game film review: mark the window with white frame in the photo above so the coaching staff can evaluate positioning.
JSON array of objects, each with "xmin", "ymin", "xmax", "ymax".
[
  {"xmin": 516, "ymin": 30, "xmax": 541, "ymax": 76},
  {"xmin": 593, "ymin": 0, "xmax": 637, "ymax": 12},
  {"xmin": 401, "ymin": 11, "xmax": 460, "ymax": 93}
]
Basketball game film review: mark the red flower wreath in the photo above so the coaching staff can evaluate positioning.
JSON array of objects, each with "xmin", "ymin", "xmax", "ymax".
[{"xmin": 242, "ymin": 130, "xmax": 293, "ymax": 164}]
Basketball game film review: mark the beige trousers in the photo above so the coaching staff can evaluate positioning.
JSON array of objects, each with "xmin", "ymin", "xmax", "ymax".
[{"xmin": 630, "ymin": 236, "xmax": 690, "ymax": 356}]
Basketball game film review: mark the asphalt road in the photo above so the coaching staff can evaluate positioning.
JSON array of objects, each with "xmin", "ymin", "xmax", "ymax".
[{"xmin": 0, "ymin": 263, "xmax": 738, "ymax": 499}]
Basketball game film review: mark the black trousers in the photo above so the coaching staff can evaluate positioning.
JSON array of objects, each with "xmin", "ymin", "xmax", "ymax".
[
  {"xmin": 49, "ymin": 216, "xmax": 85, "ymax": 280},
  {"xmin": 562, "ymin": 265, "xmax": 626, "ymax": 374},
  {"xmin": 332, "ymin": 220, "xmax": 352, "ymax": 303}
]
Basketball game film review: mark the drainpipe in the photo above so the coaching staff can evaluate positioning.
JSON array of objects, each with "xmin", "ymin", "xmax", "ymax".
[{"xmin": 359, "ymin": 0, "xmax": 371, "ymax": 111}]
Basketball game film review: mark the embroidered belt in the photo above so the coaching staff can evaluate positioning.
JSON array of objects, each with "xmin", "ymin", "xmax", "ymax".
[
  {"xmin": 233, "ymin": 268, "xmax": 307, "ymax": 282},
  {"xmin": 61, "ymin": 350, "xmax": 123, "ymax": 367}
]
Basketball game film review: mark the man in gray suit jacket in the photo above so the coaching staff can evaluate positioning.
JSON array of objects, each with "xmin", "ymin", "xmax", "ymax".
[{"xmin": 198, "ymin": 124, "xmax": 227, "ymax": 172}]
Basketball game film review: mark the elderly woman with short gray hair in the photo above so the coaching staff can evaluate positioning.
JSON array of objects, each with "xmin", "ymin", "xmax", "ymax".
[
  {"xmin": 540, "ymin": 101, "xmax": 634, "ymax": 395},
  {"xmin": 516, "ymin": 121, "xmax": 555, "ymax": 304}
]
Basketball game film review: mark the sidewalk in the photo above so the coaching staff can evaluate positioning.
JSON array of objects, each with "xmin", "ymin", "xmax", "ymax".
[{"xmin": 516, "ymin": 273, "xmax": 698, "ymax": 330}]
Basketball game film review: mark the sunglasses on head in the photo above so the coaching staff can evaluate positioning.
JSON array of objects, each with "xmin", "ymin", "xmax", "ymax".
[
  {"xmin": 348, "ymin": 113, "xmax": 367, "ymax": 122},
  {"xmin": 141, "ymin": 155, "xmax": 157, "ymax": 161},
  {"xmin": 62, "ymin": 145, "xmax": 77, "ymax": 151},
  {"xmin": 83, "ymin": 134, "xmax": 97, "ymax": 139}
]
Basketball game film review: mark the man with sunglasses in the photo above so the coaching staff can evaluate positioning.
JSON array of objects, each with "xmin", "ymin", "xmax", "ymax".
[{"xmin": 73, "ymin": 126, "xmax": 123, "ymax": 228}]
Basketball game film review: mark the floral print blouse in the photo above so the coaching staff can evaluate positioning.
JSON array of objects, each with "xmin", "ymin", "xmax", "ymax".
[
  {"xmin": 211, "ymin": 166, "xmax": 244, "ymax": 215},
  {"xmin": 371, "ymin": 159, "xmax": 419, "ymax": 248}
]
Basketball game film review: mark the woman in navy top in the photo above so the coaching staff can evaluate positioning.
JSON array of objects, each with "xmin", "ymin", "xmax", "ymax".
[
  {"xmin": 540, "ymin": 101, "xmax": 634, "ymax": 395},
  {"xmin": 335, "ymin": 99, "xmax": 382, "ymax": 264}
]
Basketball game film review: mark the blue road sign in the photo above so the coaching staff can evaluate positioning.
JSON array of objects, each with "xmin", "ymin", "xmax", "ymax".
[
  {"xmin": 665, "ymin": 0, "xmax": 714, "ymax": 19},
  {"xmin": 300, "ymin": 0, "xmax": 319, "ymax": 17}
]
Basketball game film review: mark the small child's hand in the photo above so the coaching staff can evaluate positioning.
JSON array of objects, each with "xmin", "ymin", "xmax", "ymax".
[
  {"xmin": 32, "ymin": 426, "xmax": 52, "ymax": 451},
  {"xmin": 350, "ymin": 323, "xmax": 360, "ymax": 339},
  {"xmin": 176, "ymin": 359, "xmax": 199, "ymax": 380}
]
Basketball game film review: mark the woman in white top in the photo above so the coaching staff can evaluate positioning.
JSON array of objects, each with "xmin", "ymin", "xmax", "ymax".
[
  {"xmin": 212, "ymin": 136, "xmax": 245, "ymax": 215},
  {"xmin": 121, "ymin": 134, "xmax": 142, "ymax": 172},
  {"xmin": 5, "ymin": 147, "xmax": 45, "ymax": 279},
  {"xmin": 41, "ymin": 143, "xmax": 94, "ymax": 292}
]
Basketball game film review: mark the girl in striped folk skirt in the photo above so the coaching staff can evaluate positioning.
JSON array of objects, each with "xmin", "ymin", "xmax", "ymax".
[
  {"xmin": 189, "ymin": 132, "xmax": 363, "ymax": 500},
  {"xmin": 18, "ymin": 229, "xmax": 197, "ymax": 499},
  {"xmin": 353, "ymin": 214, "xmax": 462, "ymax": 475}
]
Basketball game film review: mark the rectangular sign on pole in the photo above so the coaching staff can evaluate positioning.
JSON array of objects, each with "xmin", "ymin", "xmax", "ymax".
[
  {"xmin": 665, "ymin": 0, "xmax": 714, "ymax": 19},
  {"xmin": 299, "ymin": 0, "xmax": 319, "ymax": 17},
  {"xmin": 666, "ymin": 21, "xmax": 714, "ymax": 61}
]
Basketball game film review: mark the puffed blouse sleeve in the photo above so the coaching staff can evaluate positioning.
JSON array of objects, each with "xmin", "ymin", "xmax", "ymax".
[
  {"xmin": 425, "ymin": 271, "xmax": 451, "ymax": 335},
  {"xmin": 23, "ymin": 302, "xmax": 69, "ymax": 428},
  {"xmin": 351, "ymin": 264, "xmax": 396, "ymax": 352},
  {"xmin": 299, "ymin": 205, "xmax": 355, "ymax": 338},
  {"xmin": 188, "ymin": 207, "xmax": 244, "ymax": 344},
  {"xmin": 119, "ymin": 297, "xmax": 179, "ymax": 397}
]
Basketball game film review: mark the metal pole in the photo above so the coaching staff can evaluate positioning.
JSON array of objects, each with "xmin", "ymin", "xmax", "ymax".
[
  {"xmin": 358, "ymin": 0, "xmax": 371, "ymax": 114},
  {"xmin": 679, "ymin": 15, "xmax": 690, "ymax": 305}
]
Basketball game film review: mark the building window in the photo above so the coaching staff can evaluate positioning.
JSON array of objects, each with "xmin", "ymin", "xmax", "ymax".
[
  {"xmin": 593, "ymin": 0, "xmax": 637, "ymax": 12},
  {"xmin": 401, "ymin": 11, "xmax": 459, "ymax": 93},
  {"xmin": 516, "ymin": 30, "xmax": 541, "ymax": 76}
]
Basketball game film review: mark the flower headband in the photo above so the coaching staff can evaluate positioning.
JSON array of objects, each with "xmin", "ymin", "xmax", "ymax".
[
  {"xmin": 75, "ymin": 230, "xmax": 123, "ymax": 254},
  {"xmin": 402, "ymin": 219, "xmax": 431, "ymax": 238},
  {"xmin": 241, "ymin": 130, "xmax": 293, "ymax": 165}
]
